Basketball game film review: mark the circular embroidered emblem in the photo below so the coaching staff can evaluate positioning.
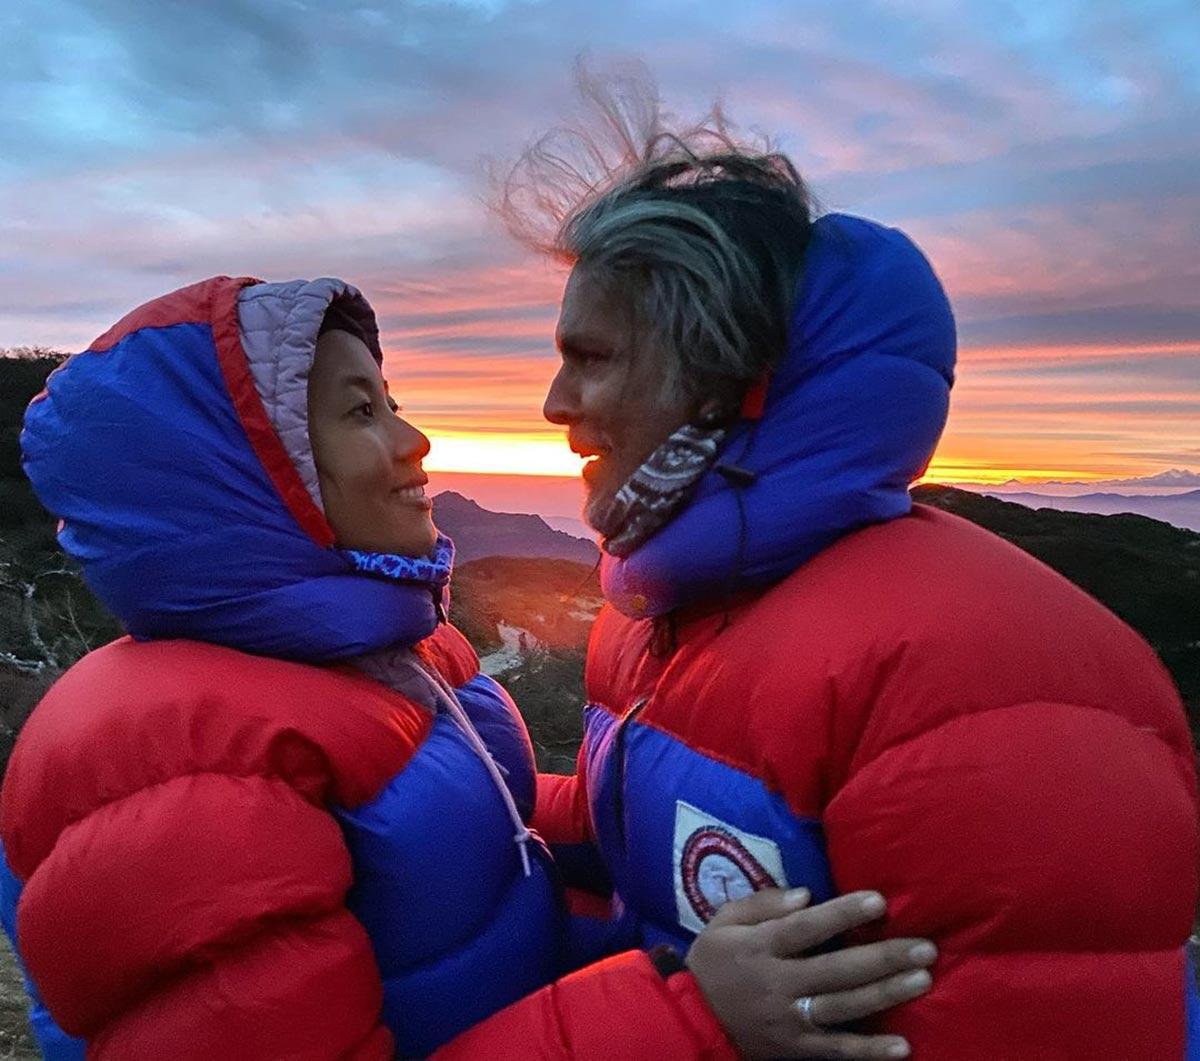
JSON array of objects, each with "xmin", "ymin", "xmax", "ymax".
[{"xmin": 680, "ymin": 825, "xmax": 777, "ymax": 924}]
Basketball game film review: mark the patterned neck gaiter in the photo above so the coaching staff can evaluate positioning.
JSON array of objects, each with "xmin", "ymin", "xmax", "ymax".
[{"xmin": 591, "ymin": 422, "xmax": 727, "ymax": 558}]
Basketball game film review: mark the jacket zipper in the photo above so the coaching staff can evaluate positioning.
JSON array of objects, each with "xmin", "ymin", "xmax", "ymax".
[{"xmin": 612, "ymin": 697, "xmax": 648, "ymax": 853}]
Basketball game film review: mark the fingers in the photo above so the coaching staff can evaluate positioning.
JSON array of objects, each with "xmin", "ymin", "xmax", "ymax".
[
  {"xmin": 802, "ymin": 967, "xmax": 933, "ymax": 1028},
  {"xmin": 706, "ymin": 886, "xmax": 811, "ymax": 928},
  {"xmin": 793, "ymin": 1031, "xmax": 913, "ymax": 1059},
  {"xmin": 784, "ymin": 938, "xmax": 937, "ymax": 994},
  {"xmin": 768, "ymin": 891, "xmax": 888, "ymax": 955}
]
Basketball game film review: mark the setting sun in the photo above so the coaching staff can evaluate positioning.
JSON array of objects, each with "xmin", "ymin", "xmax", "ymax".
[{"xmin": 423, "ymin": 430, "xmax": 584, "ymax": 477}]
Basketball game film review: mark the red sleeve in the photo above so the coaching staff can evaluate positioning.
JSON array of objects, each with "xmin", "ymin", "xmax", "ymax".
[
  {"xmin": 433, "ymin": 950, "xmax": 737, "ymax": 1060},
  {"xmin": 16, "ymin": 772, "xmax": 391, "ymax": 1059},
  {"xmin": 823, "ymin": 700, "xmax": 1198, "ymax": 1060},
  {"xmin": 536, "ymin": 748, "xmax": 613, "ymax": 903},
  {"xmin": 533, "ymin": 770, "xmax": 591, "ymax": 846}
]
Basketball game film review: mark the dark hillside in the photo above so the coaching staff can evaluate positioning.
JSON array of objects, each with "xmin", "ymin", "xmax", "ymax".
[
  {"xmin": 450, "ymin": 556, "xmax": 600, "ymax": 653},
  {"xmin": 1, "ymin": 355, "xmax": 121, "ymax": 764}
]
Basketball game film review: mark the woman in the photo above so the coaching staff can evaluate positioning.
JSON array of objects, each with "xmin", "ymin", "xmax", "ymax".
[{"xmin": 0, "ymin": 275, "xmax": 934, "ymax": 1059}]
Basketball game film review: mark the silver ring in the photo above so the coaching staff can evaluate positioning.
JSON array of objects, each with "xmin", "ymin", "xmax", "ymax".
[{"xmin": 793, "ymin": 994, "xmax": 822, "ymax": 1031}]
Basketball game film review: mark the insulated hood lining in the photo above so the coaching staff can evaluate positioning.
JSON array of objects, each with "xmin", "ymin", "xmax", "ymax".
[{"xmin": 237, "ymin": 279, "xmax": 382, "ymax": 517}]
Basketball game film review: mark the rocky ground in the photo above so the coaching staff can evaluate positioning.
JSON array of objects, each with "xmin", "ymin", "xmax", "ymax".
[{"xmin": 0, "ymin": 937, "xmax": 36, "ymax": 1060}]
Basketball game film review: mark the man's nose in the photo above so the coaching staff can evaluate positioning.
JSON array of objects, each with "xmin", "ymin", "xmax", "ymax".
[{"xmin": 543, "ymin": 365, "xmax": 577, "ymax": 425}]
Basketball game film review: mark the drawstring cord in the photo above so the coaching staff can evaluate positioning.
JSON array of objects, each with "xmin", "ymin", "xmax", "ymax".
[{"xmin": 401, "ymin": 656, "xmax": 533, "ymax": 878}]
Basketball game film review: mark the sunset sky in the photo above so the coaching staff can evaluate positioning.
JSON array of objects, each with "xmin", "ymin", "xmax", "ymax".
[{"xmin": 1, "ymin": 0, "xmax": 1197, "ymax": 488}]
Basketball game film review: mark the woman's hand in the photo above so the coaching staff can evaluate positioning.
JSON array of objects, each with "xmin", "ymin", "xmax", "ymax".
[{"xmin": 685, "ymin": 888, "xmax": 935, "ymax": 1060}]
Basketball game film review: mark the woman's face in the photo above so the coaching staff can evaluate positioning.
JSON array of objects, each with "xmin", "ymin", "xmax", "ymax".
[{"xmin": 307, "ymin": 328, "xmax": 437, "ymax": 556}]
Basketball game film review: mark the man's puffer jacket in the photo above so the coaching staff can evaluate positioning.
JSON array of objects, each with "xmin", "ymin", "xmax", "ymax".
[
  {"xmin": 536, "ymin": 215, "xmax": 1200, "ymax": 1060},
  {"xmin": 2, "ymin": 276, "xmax": 738, "ymax": 1060}
]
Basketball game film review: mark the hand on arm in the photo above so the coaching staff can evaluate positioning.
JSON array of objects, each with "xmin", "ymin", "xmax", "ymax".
[
  {"xmin": 435, "ymin": 888, "xmax": 934, "ymax": 1061},
  {"xmin": 686, "ymin": 889, "xmax": 934, "ymax": 1060}
]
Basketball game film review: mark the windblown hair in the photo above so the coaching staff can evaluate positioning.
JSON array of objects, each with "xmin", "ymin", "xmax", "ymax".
[{"xmin": 494, "ymin": 61, "xmax": 815, "ymax": 402}]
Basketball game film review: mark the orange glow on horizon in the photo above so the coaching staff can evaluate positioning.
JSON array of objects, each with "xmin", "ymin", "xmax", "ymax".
[
  {"xmin": 958, "ymin": 339, "xmax": 1200, "ymax": 363},
  {"xmin": 377, "ymin": 264, "xmax": 1197, "ymax": 489},
  {"xmin": 421, "ymin": 433, "xmax": 1157, "ymax": 486},
  {"xmin": 917, "ymin": 460, "xmax": 1126, "ymax": 486},
  {"xmin": 424, "ymin": 430, "xmax": 585, "ymax": 477}
]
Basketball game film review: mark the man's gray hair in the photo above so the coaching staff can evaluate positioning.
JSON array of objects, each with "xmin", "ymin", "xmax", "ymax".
[{"xmin": 494, "ymin": 62, "xmax": 815, "ymax": 403}]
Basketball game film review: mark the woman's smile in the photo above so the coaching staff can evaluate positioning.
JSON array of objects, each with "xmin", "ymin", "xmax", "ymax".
[{"xmin": 392, "ymin": 481, "xmax": 432, "ymax": 508}]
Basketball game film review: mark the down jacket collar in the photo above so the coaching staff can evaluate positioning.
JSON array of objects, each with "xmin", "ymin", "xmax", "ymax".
[{"xmin": 600, "ymin": 213, "xmax": 957, "ymax": 618}]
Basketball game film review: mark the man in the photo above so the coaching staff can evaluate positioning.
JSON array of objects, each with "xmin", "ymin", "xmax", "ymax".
[{"xmin": 507, "ymin": 82, "xmax": 1199, "ymax": 1059}]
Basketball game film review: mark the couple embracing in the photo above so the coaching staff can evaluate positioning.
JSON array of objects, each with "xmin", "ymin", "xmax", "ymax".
[{"xmin": 1, "ymin": 86, "xmax": 1195, "ymax": 1061}]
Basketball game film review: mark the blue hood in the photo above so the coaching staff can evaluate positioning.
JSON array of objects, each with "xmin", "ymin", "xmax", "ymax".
[
  {"xmin": 601, "ymin": 213, "xmax": 957, "ymax": 618},
  {"xmin": 21, "ymin": 276, "xmax": 450, "ymax": 661}
]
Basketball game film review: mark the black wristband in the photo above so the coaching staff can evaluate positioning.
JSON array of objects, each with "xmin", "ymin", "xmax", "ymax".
[{"xmin": 648, "ymin": 943, "xmax": 688, "ymax": 979}]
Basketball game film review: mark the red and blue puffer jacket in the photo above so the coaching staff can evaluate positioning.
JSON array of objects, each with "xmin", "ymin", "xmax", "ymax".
[
  {"xmin": 1, "ymin": 277, "xmax": 737, "ymax": 1060},
  {"xmin": 537, "ymin": 215, "xmax": 1200, "ymax": 1060}
]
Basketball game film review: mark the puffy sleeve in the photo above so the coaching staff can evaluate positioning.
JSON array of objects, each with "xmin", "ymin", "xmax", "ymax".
[
  {"xmin": 823, "ymin": 697, "xmax": 1199, "ymax": 1059},
  {"xmin": 13, "ymin": 771, "xmax": 391, "ymax": 1060},
  {"xmin": 534, "ymin": 768, "xmax": 591, "ymax": 846},
  {"xmin": 535, "ymin": 759, "xmax": 611, "ymax": 900},
  {"xmin": 434, "ymin": 949, "xmax": 736, "ymax": 1060},
  {"xmin": 0, "ymin": 639, "xmax": 433, "ymax": 1060}
]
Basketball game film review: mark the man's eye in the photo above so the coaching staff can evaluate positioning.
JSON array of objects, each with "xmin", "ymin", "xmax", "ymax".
[{"xmin": 354, "ymin": 401, "xmax": 374, "ymax": 418}]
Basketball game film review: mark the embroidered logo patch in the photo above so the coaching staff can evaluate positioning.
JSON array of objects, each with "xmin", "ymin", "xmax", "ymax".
[{"xmin": 673, "ymin": 800, "xmax": 788, "ymax": 934}]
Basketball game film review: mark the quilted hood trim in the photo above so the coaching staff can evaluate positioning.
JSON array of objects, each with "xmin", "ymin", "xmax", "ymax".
[{"xmin": 237, "ymin": 279, "xmax": 383, "ymax": 517}]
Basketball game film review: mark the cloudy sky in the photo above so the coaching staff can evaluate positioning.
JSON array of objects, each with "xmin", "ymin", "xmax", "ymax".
[{"xmin": 2, "ymin": 0, "xmax": 1197, "ymax": 483}]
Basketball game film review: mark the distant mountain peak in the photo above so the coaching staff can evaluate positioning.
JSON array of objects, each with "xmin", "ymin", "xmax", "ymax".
[
  {"xmin": 433, "ymin": 490, "xmax": 485, "ymax": 513},
  {"xmin": 431, "ymin": 490, "xmax": 598, "ymax": 565},
  {"xmin": 948, "ymin": 468, "xmax": 1198, "ymax": 488},
  {"xmin": 1150, "ymin": 468, "xmax": 1200, "ymax": 484}
]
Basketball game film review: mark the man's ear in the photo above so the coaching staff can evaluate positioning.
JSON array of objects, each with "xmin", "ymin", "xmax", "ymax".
[
  {"xmin": 691, "ymin": 376, "xmax": 751, "ymax": 428},
  {"xmin": 693, "ymin": 397, "xmax": 732, "ymax": 428}
]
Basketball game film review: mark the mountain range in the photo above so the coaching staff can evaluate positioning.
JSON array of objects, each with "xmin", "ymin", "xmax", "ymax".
[
  {"xmin": 432, "ymin": 491, "xmax": 597, "ymax": 564},
  {"xmin": 930, "ymin": 469, "xmax": 1200, "ymax": 531},
  {"xmin": 951, "ymin": 468, "xmax": 1200, "ymax": 495},
  {"xmin": 964, "ymin": 488, "xmax": 1200, "ymax": 531}
]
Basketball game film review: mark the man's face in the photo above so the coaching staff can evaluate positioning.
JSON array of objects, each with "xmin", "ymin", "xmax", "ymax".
[{"xmin": 545, "ymin": 266, "xmax": 693, "ymax": 528}]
